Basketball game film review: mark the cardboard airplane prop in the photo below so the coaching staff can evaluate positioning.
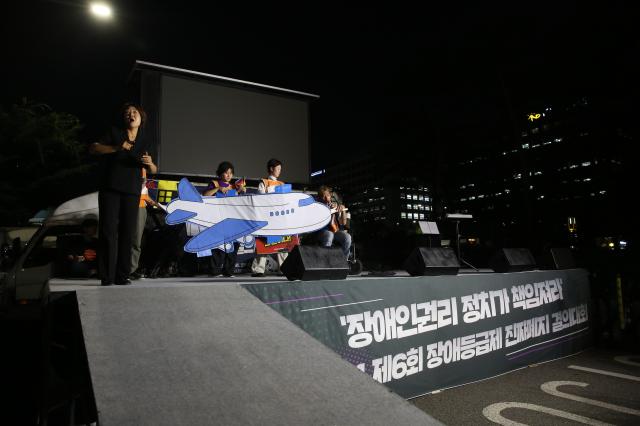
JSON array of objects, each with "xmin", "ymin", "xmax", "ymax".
[{"xmin": 165, "ymin": 178, "xmax": 331, "ymax": 255}]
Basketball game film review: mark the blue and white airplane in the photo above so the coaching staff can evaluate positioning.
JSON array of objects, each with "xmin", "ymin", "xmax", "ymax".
[{"xmin": 165, "ymin": 178, "xmax": 331, "ymax": 254}]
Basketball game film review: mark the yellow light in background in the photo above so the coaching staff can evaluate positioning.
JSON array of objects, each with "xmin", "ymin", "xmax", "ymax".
[
  {"xmin": 608, "ymin": 242, "xmax": 615, "ymax": 248},
  {"xmin": 527, "ymin": 113, "xmax": 541, "ymax": 122},
  {"xmin": 90, "ymin": 3, "xmax": 113, "ymax": 19}
]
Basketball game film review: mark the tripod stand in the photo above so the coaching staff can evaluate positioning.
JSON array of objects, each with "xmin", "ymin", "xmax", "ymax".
[{"xmin": 453, "ymin": 219, "xmax": 479, "ymax": 271}]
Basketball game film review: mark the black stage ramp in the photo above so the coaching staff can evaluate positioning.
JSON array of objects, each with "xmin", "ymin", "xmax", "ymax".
[{"xmin": 76, "ymin": 283, "xmax": 440, "ymax": 425}]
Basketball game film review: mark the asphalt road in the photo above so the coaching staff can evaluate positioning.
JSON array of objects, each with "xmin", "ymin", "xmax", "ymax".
[{"xmin": 411, "ymin": 348, "xmax": 640, "ymax": 425}]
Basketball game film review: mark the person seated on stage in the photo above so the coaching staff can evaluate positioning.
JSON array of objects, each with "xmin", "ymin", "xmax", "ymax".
[
  {"xmin": 203, "ymin": 161, "xmax": 246, "ymax": 197},
  {"xmin": 257, "ymin": 158, "xmax": 284, "ymax": 194},
  {"xmin": 316, "ymin": 185, "xmax": 351, "ymax": 258},
  {"xmin": 251, "ymin": 158, "xmax": 288, "ymax": 277},
  {"xmin": 203, "ymin": 161, "xmax": 245, "ymax": 277},
  {"xmin": 64, "ymin": 218, "xmax": 99, "ymax": 278}
]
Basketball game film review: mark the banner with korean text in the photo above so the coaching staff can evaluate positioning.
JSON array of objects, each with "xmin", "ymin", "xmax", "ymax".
[{"xmin": 242, "ymin": 269, "xmax": 591, "ymax": 398}]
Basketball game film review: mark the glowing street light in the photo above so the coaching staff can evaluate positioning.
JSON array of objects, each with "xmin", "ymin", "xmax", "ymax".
[{"xmin": 89, "ymin": 2, "xmax": 113, "ymax": 20}]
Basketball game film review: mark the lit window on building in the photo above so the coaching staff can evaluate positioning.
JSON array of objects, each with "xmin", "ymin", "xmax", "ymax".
[
  {"xmin": 425, "ymin": 206, "xmax": 431, "ymax": 211},
  {"xmin": 406, "ymin": 204, "xmax": 412, "ymax": 210},
  {"xmin": 554, "ymin": 137, "xmax": 562, "ymax": 143},
  {"xmin": 418, "ymin": 195, "xmax": 424, "ymax": 201},
  {"xmin": 514, "ymin": 173, "xmax": 522, "ymax": 179},
  {"xmin": 582, "ymin": 162, "xmax": 591, "ymax": 167},
  {"xmin": 599, "ymin": 190, "xmax": 607, "ymax": 195},
  {"xmin": 534, "ymin": 171, "xmax": 542, "ymax": 175},
  {"xmin": 400, "ymin": 193, "xmax": 406, "ymax": 199},
  {"xmin": 401, "ymin": 212, "xmax": 407, "ymax": 219},
  {"xmin": 419, "ymin": 214, "xmax": 425, "ymax": 219},
  {"xmin": 569, "ymin": 164, "xmax": 578, "ymax": 169},
  {"xmin": 469, "ymin": 196, "xmax": 476, "ymax": 200},
  {"xmin": 583, "ymin": 178, "xmax": 591, "ymax": 182}
]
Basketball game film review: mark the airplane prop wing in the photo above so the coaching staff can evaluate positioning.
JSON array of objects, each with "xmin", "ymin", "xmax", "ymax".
[{"xmin": 184, "ymin": 218, "xmax": 267, "ymax": 253}]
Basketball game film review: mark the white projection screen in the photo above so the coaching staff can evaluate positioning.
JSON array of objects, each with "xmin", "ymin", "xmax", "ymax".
[{"xmin": 159, "ymin": 74, "xmax": 311, "ymax": 183}]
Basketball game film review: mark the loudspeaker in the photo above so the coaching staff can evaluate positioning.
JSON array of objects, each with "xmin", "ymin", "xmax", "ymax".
[
  {"xmin": 489, "ymin": 248, "xmax": 536, "ymax": 273},
  {"xmin": 550, "ymin": 247, "xmax": 576, "ymax": 269},
  {"xmin": 280, "ymin": 246, "xmax": 349, "ymax": 281},
  {"xmin": 403, "ymin": 247, "xmax": 460, "ymax": 276}
]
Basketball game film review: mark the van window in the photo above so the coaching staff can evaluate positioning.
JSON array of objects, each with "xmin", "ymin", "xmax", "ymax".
[{"xmin": 22, "ymin": 225, "xmax": 86, "ymax": 274}]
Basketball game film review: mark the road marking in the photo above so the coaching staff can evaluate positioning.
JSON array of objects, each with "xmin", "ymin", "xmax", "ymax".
[
  {"xmin": 614, "ymin": 356, "xmax": 640, "ymax": 367},
  {"xmin": 483, "ymin": 402, "xmax": 613, "ymax": 426},
  {"xmin": 541, "ymin": 381, "xmax": 640, "ymax": 416},
  {"xmin": 568, "ymin": 365, "xmax": 640, "ymax": 381},
  {"xmin": 300, "ymin": 298, "xmax": 383, "ymax": 312}
]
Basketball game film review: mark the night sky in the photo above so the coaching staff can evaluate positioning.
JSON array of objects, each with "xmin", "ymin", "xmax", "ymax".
[{"xmin": 2, "ymin": 1, "xmax": 637, "ymax": 168}]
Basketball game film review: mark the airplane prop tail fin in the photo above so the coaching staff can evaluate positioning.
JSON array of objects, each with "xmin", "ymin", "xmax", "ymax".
[{"xmin": 177, "ymin": 178, "xmax": 203, "ymax": 203}]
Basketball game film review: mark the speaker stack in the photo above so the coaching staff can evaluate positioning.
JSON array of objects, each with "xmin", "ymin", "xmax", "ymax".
[
  {"xmin": 280, "ymin": 246, "xmax": 349, "ymax": 281},
  {"xmin": 403, "ymin": 247, "xmax": 460, "ymax": 276},
  {"xmin": 489, "ymin": 248, "xmax": 537, "ymax": 273}
]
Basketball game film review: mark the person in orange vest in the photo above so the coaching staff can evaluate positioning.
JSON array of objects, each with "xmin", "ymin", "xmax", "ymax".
[{"xmin": 251, "ymin": 158, "xmax": 288, "ymax": 277}]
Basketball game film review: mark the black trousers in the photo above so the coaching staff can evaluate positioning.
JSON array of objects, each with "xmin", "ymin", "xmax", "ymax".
[
  {"xmin": 98, "ymin": 190, "xmax": 139, "ymax": 283},
  {"xmin": 209, "ymin": 242, "xmax": 240, "ymax": 275}
]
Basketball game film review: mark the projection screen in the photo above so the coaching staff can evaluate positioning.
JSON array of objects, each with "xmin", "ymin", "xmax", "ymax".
[{"xmin": 159, "ymin": 74, "xmax": 312, "ymax": 183}]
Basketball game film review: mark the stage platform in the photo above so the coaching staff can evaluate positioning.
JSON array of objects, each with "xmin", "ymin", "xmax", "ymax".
[
  {"xmin": 48, "ymin": 268, "xmax": 495, "ymax": 292},
  {"xmin": 49, "ymin": 268, "xmax": 590, "ymax": 424},
  {"xmin": 59, "ymin": 273, "xmax": 442, "ymax": 425}
]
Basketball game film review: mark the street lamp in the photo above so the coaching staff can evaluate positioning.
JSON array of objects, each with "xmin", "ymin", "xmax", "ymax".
[{"xmin": 89, "ymin": 2, "xmax": 113, "ymax": 20}]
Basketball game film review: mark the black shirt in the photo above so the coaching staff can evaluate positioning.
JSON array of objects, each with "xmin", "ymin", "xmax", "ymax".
[{"xmin": 97, "ymin": 127, "xmax": 151, "ymax": 195}]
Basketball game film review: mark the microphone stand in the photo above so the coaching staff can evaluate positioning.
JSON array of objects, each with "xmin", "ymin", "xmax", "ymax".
[{"xmin": 454, "ymin": 219, "xmax": 479, "ymax": 271}]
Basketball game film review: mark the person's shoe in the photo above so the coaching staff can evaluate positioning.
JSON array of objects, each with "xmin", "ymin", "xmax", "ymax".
[
  {"xmin": 101, "ymin": 280, "xmax": 113, "ymax": 287},
  {"xmin": 251, "ymin": 272, "xmax": 265, "ymax": 277},
  {"xmin": 223, "ymin": 273, "xmax": 235, "ymax": 278},
  {"xmin": 130, "ymin": 272, "xmax": 143, "ymax": 280},
  {"xmin": 115, "ymin": 279, "xmax": 132, "ymax": 286}
]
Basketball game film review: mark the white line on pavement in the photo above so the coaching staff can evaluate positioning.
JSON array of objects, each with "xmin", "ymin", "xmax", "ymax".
[
  {"xmin": 482, "ymin": 402, "xmax": 614, "ymax": 426},
  {"xmin": 614, "ymin": 356, "xmax": 640, "ymax": 368},
  {"xmin": 541, "ymin": 381, "xmax": 640, "ymax": 416},
  {"xmin": 568, "ymin": 365, "xmax": 640, "ymax": 381}
]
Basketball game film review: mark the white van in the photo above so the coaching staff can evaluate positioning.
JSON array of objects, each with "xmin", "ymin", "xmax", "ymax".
[{"xmin": 0, "ymin": 192, "xmax": 98, "ymax": 305}]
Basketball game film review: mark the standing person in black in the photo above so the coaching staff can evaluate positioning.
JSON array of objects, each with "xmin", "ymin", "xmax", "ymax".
[{"xmin": 90, "ymin": 103, "xmax": 157, "ymax": 286}]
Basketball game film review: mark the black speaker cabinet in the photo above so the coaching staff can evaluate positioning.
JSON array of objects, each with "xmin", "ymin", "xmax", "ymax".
[
  {"xmin": 490, "ymin": 248, "xmax": 536, "ymax": 273},
  {"xmin": 404, "ymin": 247, "xmax": 460, "ymax": 276},
  {"xmin": 550, "ymin": 247, "xmax": 576, "ymax": 269},
  {"xmin": 280, "ymin": 246, "xmax": 349, "ymax": 281}
]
